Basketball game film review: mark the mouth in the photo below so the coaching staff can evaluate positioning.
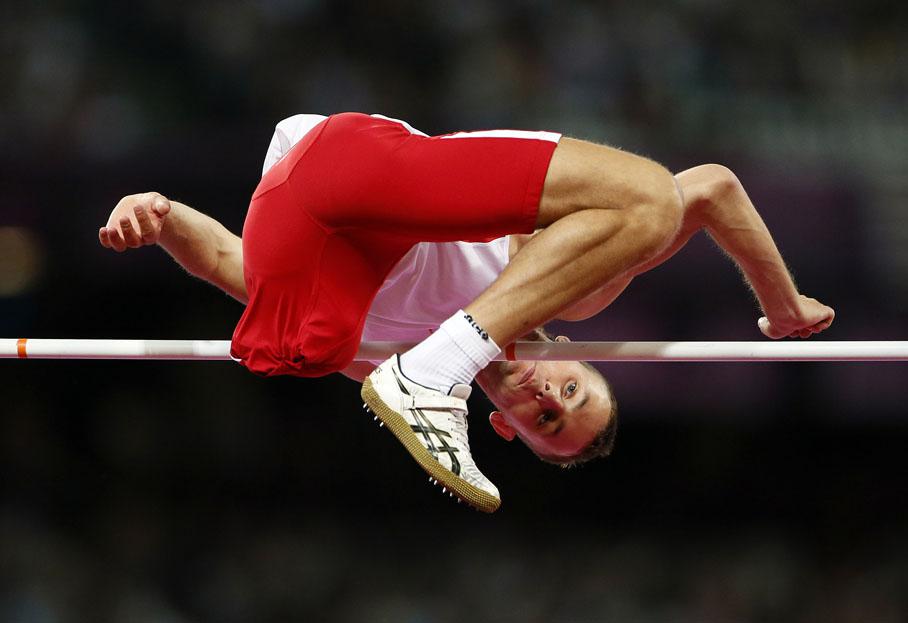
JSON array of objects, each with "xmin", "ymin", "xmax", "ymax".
[{"xmin": 516, "ymin": 362, "xmax": 537, "ymax": 387}]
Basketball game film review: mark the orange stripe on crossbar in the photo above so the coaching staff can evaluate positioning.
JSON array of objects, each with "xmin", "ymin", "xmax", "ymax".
[
  {"xmin": 505, "ymin": 343, "xmax": 516, "ymax": 361},
  {"xmin": 17, "ymin": 338, "xmax": 27, "ymax": 358}
]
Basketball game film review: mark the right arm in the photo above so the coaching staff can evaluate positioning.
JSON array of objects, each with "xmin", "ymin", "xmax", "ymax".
[
  {"xmin": 99, "ymin": 192, "xmax": 247, "ymax": 304},
  {"xmin": 667, "ymin": 165, "xmax": 834, "ymax": 339},
  {"xmin": 557, "ymin": 165, "xmax": 834, "ymax": 338}
]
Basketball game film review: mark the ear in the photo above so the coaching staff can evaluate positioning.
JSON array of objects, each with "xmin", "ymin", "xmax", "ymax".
[
  {"xmin": 555, "ymin": 335, "xmax": 571, "ymax": 343},
  {"xmin": 489, "ymin": 411, "xmax": 517, "ymax": 441}
]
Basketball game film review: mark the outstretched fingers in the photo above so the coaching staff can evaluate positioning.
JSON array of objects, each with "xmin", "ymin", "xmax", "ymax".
[
  {"xmin": 100, "ymin": 192, "xmax": 172, "ymax": 253},
  {"xmin": 119, "ymin": 216, "xmax": 142, "ymax": 248},
  {"xmin": 100, "ymin": 225, "xmax": 126, "ymax": 252},
  {"xmin": 133, "ymin": 205, "xmax": 157, "ymax": 244}
]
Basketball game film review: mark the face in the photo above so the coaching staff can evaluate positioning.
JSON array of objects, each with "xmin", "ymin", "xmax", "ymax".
[{"xmin": 478, "ymin": 359, "xmax": 613, "ymax": 459}]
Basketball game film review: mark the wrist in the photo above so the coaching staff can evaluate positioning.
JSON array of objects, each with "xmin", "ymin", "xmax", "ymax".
[
  {"xmin": 156, "ymin": 201, "xmax": 187, "ymax": 248},
  {"xmin": 748, "ymin": 268, "xmax": 800, "ymax": 319},
  {"xmin": 759, "ymin": 290, "xmax": 803, "ymax": 324}
]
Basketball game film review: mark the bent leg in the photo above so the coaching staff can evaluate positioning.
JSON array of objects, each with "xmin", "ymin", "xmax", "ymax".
[
  {"xmin": 359, "ymin": 134, "xmax": 681, "ymax": 511},
  {"xmin": 465, "ymin": 138, "xmax": 683, "ymax": 345}
]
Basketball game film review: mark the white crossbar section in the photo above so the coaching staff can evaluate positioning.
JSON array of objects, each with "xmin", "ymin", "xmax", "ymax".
[{"xmin": 2, "ymin": 339, "xmax": 908, "ymax": 362}]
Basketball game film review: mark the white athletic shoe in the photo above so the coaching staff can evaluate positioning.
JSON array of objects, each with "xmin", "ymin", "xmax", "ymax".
[{"xmin": 361, "ymin": 355, "xmax": 501, "ymax": 513}]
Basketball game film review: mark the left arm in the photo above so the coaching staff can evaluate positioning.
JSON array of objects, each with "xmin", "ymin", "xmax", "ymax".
[{"xmin": 100, "ymin": 193, "xmax": 248, "ymax": 303}]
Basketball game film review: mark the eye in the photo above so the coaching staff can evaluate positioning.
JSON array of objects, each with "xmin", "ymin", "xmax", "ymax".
[
  {"xmin": 565, "ymin": 381, "xmax": 578, "ymax": 397},
  {"xmin": 537, "ymin": 410, "xmax": 555, "ymax": 426}
]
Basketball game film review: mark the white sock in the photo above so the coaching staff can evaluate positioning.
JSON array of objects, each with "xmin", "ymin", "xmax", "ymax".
[{"xmin": 398, "ymin": 310, "xmax": 501, "ymax": 393}]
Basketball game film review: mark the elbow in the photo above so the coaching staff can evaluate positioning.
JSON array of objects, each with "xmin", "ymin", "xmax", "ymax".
[
  {"xmin": 207, "ymin": 246, "xmax": 248, "ymax": 304},
  {"xmin": 701, "ymin": 164, "xmax": 744, "ymax": 203}
]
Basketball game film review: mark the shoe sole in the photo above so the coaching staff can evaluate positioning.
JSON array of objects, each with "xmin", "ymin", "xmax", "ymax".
[{"xmin": 361, "ymin": 377, "xmax": 501, "ymax": 513}]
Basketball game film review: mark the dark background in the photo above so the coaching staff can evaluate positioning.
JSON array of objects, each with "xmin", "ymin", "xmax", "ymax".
[{"xmin": 1, "ymin": 1, "xmax": 906, "ymax": 621}]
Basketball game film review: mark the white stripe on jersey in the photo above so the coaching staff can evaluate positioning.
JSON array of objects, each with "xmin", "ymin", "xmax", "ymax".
[{"xmin": 440, "ymin": 129, "xmax": 561, "ymax": 143}]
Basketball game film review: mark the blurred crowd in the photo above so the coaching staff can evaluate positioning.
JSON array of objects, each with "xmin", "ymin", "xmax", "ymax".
[
  {"xmin": 3, "ymin": 511, "xmax": 906, "ymax": 623},
  {"xmin": 4, "ymin": 1, "xmax": 907, "ymax": 160},
  {"xmin": 1, "ymin": 1, "xmax": 906, "ymax": 621}
]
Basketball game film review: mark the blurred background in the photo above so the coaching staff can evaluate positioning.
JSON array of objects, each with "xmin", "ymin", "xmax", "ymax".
[{"xmin": 1, "ymin": 1, "xmax": 907, "ymax": 621}]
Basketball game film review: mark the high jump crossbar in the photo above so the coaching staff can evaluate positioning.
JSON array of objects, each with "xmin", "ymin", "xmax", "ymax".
[{"xmin": 1, "ymin": 338, "xmax": 907, "ymax": 362}]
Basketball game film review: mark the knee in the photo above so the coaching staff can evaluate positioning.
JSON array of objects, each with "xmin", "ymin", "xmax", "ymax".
[
  {"xmin": 541, "ymin": 139, "xmax": 683, "ymax": 228},
  {"xmin": 631, "ymin": 166, "xmax": 683, "ymax": 254}
]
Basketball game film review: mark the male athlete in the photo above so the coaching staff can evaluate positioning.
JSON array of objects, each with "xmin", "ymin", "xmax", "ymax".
[{"xmin": 99, "ymin": 113, "xmax": 834, "ymax": 512}]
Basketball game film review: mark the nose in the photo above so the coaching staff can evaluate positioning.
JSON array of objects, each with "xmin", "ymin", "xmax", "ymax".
[{"xmin": 536, "ymin": 381, "xmax": 559, "ymax": 405}]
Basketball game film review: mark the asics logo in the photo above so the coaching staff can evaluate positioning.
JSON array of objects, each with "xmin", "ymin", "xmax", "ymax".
[
  {"xmin": 393, "ymin": 370, "xmax": 462, "ymax": 476},
  {"xmin": 409, "ymin": 415, "xmax": 461, "ymax": 475}
]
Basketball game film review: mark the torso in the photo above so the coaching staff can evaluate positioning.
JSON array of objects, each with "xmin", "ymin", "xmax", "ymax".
[{"xmin": 363, "ymin": 238, "xmax": 510, "ymax": 342}]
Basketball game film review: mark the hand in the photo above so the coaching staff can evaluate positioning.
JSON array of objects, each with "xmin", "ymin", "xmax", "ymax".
[
  {"xmin": 758, "ymin": 295, "xmax": 835, "ymax": 339},
  {"xmin": 99, "ymin": 192, "xmax": 171, "ymax": 252}
]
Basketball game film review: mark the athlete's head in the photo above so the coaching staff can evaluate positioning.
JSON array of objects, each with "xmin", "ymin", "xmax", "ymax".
[{"xmin": 475, "ymin": 333, "xmax": 618, "ymax": 466}]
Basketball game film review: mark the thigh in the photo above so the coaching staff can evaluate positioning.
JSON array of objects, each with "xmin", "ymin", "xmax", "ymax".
[
  {"xmin": 537, "ymin": 137, "xmax": 676, "ymax": 226},
  {"xmin": 298, "ymin": 114, "xmax": 560, "ymax": 242}
]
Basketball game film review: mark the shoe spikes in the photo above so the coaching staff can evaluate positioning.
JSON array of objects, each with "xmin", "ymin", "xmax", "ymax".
[
  {"xmin": 427, "ymin": 476, "xmax": 462, "ymax": 503},
  {"xmin": 365, "ymin": 404, "xmax": 464, "ymax": 506},
  {"xmin": 363, "ymin": 403, "xmax": 384, "ymax": 427}
]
